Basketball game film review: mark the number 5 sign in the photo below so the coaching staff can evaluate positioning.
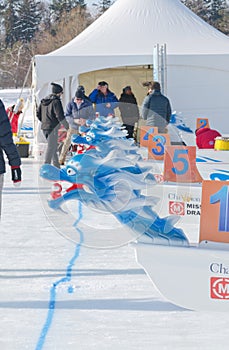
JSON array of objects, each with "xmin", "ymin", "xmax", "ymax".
[
  {"xmin": 163, "ymin": 146, "xmax": 203, "ymax": 183},
  {"xmin": 199, "ymin": 180, "xmax": 229, "ymax": 243}
]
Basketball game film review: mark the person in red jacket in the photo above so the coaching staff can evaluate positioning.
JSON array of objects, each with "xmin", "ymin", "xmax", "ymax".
[
  {"xmin": 6, "ymin": 98, "xmax": 24, "ymax": 135},
  {"xmin": 195, "ymin": 127, "xmax": 221, "ymax": 149}
]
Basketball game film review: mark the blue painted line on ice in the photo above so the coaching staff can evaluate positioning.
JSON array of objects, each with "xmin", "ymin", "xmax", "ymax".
[
  {"xmin": 201, "ymin": 156, "xmax": 221, "ymax": 163},
  {"xmin": 35, "ymin": 202, "xmax": 84, "ymax": 350},
  {"xmin": 196, "ymin": 156, "xmax": 221, "ymax": 163},
  {"xmin": 213, "ymin": 169, "xmax": 229, "ymax": 174}
]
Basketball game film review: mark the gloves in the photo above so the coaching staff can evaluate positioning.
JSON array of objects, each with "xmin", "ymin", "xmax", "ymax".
[{"xmin": 11, "ymin": 166, "xmax": 22, "ymax": 183}]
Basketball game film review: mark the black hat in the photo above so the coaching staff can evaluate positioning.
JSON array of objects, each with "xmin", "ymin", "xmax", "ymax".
[
  {"xmin": 51, "ymin": 82, "xmax": 63, "ymax": 94},
  {"xmin": 124, "ymin": 86, "xmax": 131, "ymax": 92},
  {"xmin": 75, "ymin": 90, "xmax": 84, "ymax": 99},
  {"xmin": 98, "ymin": 81, "xmax": 108, "ymax": 87},
  {"xmin": 77, "ymin": 85, "xmax": 85, "ymax": 94}
]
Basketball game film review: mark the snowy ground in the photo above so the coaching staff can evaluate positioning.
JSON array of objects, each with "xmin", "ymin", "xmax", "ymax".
[
  {"xmin": 1, "ymin": 158, "xmax": 229, "ymax": 350},
  {"xmin": 1, "ymin": 89, "xmax": 229, "ymax": 349}
]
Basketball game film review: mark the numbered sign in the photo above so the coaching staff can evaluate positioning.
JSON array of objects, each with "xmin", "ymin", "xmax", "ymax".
[
  {"xmin": 199, "ymin": 180, "xmax": 229, "ymax": 243},
  {"xmin": 140, "ymin": 126, "xmax": 158, "ymax": 147},
  {"xmin": 163, "ymin": 146, "xmax": 203, "ymax": 183},
  {"xmin": 148, "ymin": 134, "xmax": 170, "ymax": 161},
  {"xmin": 196, "ymin": 118, "xmax": 210, "ymax": 130}
]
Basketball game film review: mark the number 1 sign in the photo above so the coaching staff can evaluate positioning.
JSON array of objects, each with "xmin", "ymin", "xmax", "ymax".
[{"xmin": 199, "ymin": 180, "xmax": 229, "ymax": 243}]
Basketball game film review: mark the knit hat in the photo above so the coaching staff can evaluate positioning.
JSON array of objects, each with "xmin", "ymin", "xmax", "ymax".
[
  {"xmin": 98, "ymin": 81, "xmax": 108, "ymax": 87},
  {"xmin": 123, "ymin": 86, "xmax": 131, "ymax": 92},
  {"xmin": 51, "ymin": 82, "xmax": 63, "ymax": 94},
  {"xmin": 77, "ymin": 85, "xmax": 85, "ymax": 94},
  {"xmin": 75, "ymin": 90, "xmax": 84, "ymax": 99}
]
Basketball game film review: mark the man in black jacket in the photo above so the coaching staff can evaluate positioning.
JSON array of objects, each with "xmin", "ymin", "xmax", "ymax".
[
  {"xmin": 0, "ymin": 99, "xmax": 21, "ymax": 217},
  {"xmin": 142, "ymin": 81, "xmax": 172, "ymax": 133},
  {"xmin": 37, "ymin": 82, "xmax": 69, "ymax": 168}
]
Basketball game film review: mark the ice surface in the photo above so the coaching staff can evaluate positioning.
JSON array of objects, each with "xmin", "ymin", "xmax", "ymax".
[{"xmin": 1, "ymin": 90, "xmax": 229, "ymax": 349}]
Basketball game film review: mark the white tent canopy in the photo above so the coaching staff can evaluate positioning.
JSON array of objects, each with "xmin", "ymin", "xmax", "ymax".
[{"xmin": 33, "ymin": 0, "xmax": 229, "ymax": 132}]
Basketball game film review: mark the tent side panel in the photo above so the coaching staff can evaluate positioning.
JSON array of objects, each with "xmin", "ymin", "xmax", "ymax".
[{"xmin": 167, "ymin": 54, "xmax": 229, "ymax": 133}]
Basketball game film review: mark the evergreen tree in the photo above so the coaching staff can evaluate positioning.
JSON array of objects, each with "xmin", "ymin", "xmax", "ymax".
[
  {"xmin": 181, "ymin": 0, "xmax": 229, "ymax": 35},
  {"xmin": 207, "ymin": 0, "xmax": 227, "ymax": 23},
  {"xmin": 14, "ymin": 0, "xmax": 42, "ymax": 43},
  {"xmin": 181, "ymin": 0, "xmax": 208, "ymax": 19},
  {"xmin": 50, "ymin": 0, "xmax": 86, "ymax": 22},
  {"xmin": 96, "ymin": 0, "xmax": 113, "ymax": 15},
  {"xmin": 38, "ymin": 1, "xmax": 52, "ymax": 32},
  {"xmin": 0, "ymin": 3, "xmax": 4, "ymax": 36},
  {"xmin": 1, "ymin": 0, "xmax": 19, "ymax": 47}
]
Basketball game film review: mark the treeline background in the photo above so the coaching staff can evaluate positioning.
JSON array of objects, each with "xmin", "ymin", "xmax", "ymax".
[{"xmin": 0, "ymin": 0, "xmax": 228, "ymax": 88}]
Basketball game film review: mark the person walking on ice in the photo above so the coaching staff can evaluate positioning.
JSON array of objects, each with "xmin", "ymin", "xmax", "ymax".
[
  {"xmin": 0, "ymin": 99, "xmax": 22, "ymax": 218},
  {"xmin": 37, "ymin": 82, "xmax": 69, "ymax": 168}
]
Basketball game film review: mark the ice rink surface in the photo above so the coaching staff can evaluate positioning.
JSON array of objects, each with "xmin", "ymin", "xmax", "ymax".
[
  {"xmin": 1, "ymin": 158, "xmax": 229, "ymax": 350},
  {"xmin": 1, "ymin": 89, "xmax": 229, "ymax": 349}
]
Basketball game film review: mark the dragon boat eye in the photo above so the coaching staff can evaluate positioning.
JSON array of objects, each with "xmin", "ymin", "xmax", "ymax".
[
  {"xmin": 67, "ymin": 168, "xmax": 77, "ymax": 176},
  {"xmin": 86, "ymin": 135, "xmax": 92, "ymax": 142},
  {"xmin": 87, "ymin": 131, "xmax": 95, "ymax": 139}
]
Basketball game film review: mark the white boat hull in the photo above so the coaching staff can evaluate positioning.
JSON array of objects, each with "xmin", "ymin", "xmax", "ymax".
[{"xmin": 135, "ymin": 241, "xmax": 229, "ymax": 311}]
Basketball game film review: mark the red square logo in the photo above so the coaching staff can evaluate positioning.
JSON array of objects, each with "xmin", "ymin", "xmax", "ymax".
[
  {"xmin": 210, "ymin": 277, "xmax": 229, "ymax": 299},
  {"xmin": 169, "ymin": 201, "xmax": 185, "ymax": 216}
]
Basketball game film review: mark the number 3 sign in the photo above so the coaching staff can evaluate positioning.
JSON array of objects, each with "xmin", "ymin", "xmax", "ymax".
[
  {"xmin": 199, "ymin": 180, "xmax": 229, "ymax": 243},
  {"xmin": 148, "ymin": 134, "xmax": 170, "ymax": 161}
]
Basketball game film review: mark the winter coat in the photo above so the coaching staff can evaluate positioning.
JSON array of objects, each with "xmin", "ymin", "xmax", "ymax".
[
  {"xmin": 89, "ymin": 89, "xmax": 119, "ymax": 117},
  {"xmin": 37, "ymin": 94, "xmax": 68, "ymax": 131},
  {"xmin": 196, "ymin": 127, "xmax": 221, "ymax": 149},
  {"xmin": 6, "ymin": 107, "xmax": 22, "ymax": 134},
  {"xmin": 65, "ymin": 98, "xmax": 95, "ymax": 130},
  {"xmin": 142, "ymin": 90, "xmax": 172, "ymax": 133},
  {"xmin": 0, "ymin": 100, "xmax": 21, "ymax": 174},
  {"xmin": 119, "ymin": 93, "xmax": 140, "ymax": 126}
]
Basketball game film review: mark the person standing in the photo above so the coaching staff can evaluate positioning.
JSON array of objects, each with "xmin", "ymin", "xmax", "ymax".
[
  {"xmin": 37, "ymin": 82, "xmax": 69, "ymax": 168},
  {"xmin": 89, "ymin": 81, "xmax": 119, "ymax": 117},
  {"xmin": 119, "ymin": 86, "xmax": 139, "ymax": 138},
  {"xmin": 142, "ymin": 81, "xmax": 172, "ymax": 133},
  {"xmin": 6, "ymin": 98, "xmax": 24, "ymax": 135},
  {"xmin": 0, "ymin": 99, "xmax": 22, "ymax": 217},
  {"xmin": 59, "ymin": 90, "xmax": 95, "ymax": 165}
]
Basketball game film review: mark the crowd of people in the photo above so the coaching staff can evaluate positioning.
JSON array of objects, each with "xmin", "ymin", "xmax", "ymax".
[
  {"xmin": 35, "ymin": 79, "xmax": 223, "ymax": 168},
  {"xmin": 0, "ymin": 78, "xmax": 223, "ymax": 215},
  {"xmin": 38, "ymin": 80, "xmax": 176, "ymax": 167},
  {"xmin": 36, "ymin": 80, "xmax": 143, "ymax": 168}
]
